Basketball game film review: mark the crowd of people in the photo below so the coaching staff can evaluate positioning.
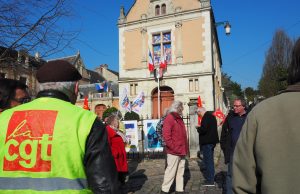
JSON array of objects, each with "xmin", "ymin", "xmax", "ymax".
[{"xmin": 0, "ymin": 38, "xmax": 299, "ymax": 194}]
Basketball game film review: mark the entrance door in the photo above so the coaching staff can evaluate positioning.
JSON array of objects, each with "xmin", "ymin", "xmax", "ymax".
[{"xmin": 152, "ymin": 86, "xmax": 174, "ymax": 119}]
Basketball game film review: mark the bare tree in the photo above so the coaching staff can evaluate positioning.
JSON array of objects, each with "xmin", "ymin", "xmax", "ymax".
[
  {"xmin": 258, "ymin": 30, "xmax": 294, "ymax": 97},
  {"xmin": 0, "ymin": 0, "xmax": 78, "ymax": 60}
]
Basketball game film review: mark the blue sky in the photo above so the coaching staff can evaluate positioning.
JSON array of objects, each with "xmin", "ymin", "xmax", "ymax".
[{"xmin": 51, "ymin": 0, "xmax": 300, "ymax": 89}]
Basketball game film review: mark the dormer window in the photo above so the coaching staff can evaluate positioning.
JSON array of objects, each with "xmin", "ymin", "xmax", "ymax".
[
  {"xmin": 161, "ymin": 4, "xmax": 166, "ymax": 15},
  {"xmin": 155, "ymin": 5, "xmax": 160, "ymax": 16}
]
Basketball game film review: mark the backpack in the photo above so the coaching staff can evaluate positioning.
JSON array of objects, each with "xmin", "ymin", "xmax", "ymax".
[{"xmin": 156, "ymin": 113, "xmax": 176, "ymax": 147}]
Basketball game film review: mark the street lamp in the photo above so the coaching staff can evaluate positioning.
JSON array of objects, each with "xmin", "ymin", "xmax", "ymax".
[{"xmin": 215, "ymin": 21, "xmax": 231, "ymax": 35}]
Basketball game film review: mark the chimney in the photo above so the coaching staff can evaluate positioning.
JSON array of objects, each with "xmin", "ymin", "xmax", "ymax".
[{"xmin": 100, "ymin": 64, "xmax": 108, "ymax": 70}]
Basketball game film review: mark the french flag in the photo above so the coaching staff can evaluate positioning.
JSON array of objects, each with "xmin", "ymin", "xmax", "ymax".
[
  {"xmin": 159, "ymin": 48, "xmax": 167, "ymax": 69},
  {"xmin": 148, "ymin": 50, "xmax": 154, "ymax": 72},
  {"xmin": 95, "ymin": 82, "xmax": 109, "ymax": 92}
]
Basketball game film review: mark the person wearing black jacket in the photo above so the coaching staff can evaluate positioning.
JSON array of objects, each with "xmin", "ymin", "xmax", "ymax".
[
  {"xmin": 220, "ymin": 99, "xmax": 247, "ymax": 194},
  {"xmin": 196, "ymin": 107, "xmax": 219, "ymax": 186}
]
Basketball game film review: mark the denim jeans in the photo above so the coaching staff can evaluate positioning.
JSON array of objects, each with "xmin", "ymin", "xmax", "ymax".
[
  {"xmin": 202, "ymin": 144, "xmax": 215, "ymax": 183},
  {"xmin": 226, "ymin": 154, "xmax": 233, "ymax": 194}
]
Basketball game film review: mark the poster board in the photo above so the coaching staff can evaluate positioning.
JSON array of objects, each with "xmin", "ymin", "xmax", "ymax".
[
  {"xmin": 143, "ymin": 119, "xmax": 163, "ymax": 151},
  {"xmin": 122, "ymin": 120, "xmax": 139, "ymax": 152}
]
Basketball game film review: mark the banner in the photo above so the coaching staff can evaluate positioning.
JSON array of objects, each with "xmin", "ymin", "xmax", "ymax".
[
  {"xmin": 143, "ymin": 119, "xmax": 163, "ymax": 151},
  {"xmin": 122, "ymin": 120, "xmax": 139, "ymax": 152}
]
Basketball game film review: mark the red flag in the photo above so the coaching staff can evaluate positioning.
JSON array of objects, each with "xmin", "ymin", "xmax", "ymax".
[
  {"xmin": 213, "ymin": 108, "xmax": 225, "ymax": 120},
  {"xmin": 197, "ymin": 96, "xmax": 202, "ymax": 107},
  {"xmin": 83, "ymin": 96, "xmax": 90, "ymax": 110},
  {"xmin": 213, "ymin": 108, "xmax": 226, "ymax": 125},
  {"xmin": 197, "ymin": 96, "xmax": 203, "ymax": 125},
  {"xmin": 148, "ymin": 50, "xmax": 154, "ymax": 72}
]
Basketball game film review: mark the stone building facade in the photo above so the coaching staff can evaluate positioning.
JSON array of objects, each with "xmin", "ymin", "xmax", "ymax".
[
  {"xmin": 0, "ymin": 47, "xmax": 45, "ymax": 96},
  {"xmin": 118, "ymin": 0, "xmax": 226, "ymax": 157},
  {"xmin": 118, "ymin": 0, "xmax": 225, "ymax": 118}
]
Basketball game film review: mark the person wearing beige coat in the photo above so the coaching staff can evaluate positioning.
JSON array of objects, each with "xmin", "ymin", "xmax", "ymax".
[{"xmin": 232, "ymin": 38, "xmax": 300, "ymax": 194}]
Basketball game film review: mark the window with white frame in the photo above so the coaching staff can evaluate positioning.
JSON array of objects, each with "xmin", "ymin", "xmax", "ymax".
[
  {"xmin": 152, "ymin": 32, "xmax": 172, "ymax": 66},
  {"xmin": 130, "ymin": 83, "xmax": 138, "ymax": 96},
  {"xmin": 189, "ymin": 78, "xmax": 199, "ymax": 92}
]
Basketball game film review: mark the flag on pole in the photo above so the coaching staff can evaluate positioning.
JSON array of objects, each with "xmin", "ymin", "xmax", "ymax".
[
  {"xmin": 197, "ymin": 96, "xmax": 203, "ymax": 107},
  {"xmin": 148, "ymin": 50, "xmax": 154, "ymax": 72},
  {"xmin": 95, "ymin": 81, "xmax": 109, "ymax": 92},
  {"xmin": 120, "ymin": 88, "xmax": 131, "ymax": 112},
  {"xmin": 197, "ymin": 95, "xmax": 203, "ymax": 125},
  {"xmin": 213, "ymin": 108, "xmax": 226, "ymax": 125},
  {"xmin": 83, "ymin": 96, "xmax": 90, "ymax": 110},
  {"xmin": 131, "ymin": 92, "xmax": 145, "ymax": 114},
  {"xmin": 159, "ymin": 48, "xmax": 167, "ymax": 69}
]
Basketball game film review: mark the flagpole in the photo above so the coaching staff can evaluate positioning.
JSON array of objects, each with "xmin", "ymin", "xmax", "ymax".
[{"xmin": 157, "ymin": 67, "xmax": 160, "ymax": 119}]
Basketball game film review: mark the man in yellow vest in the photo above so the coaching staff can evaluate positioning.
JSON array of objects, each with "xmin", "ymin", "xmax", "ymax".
[{"xmin": 0, "ymin": 60, "xmax": 120, "ymax": 193}]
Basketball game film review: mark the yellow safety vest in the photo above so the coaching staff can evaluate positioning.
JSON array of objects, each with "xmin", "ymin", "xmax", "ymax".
[{"xmin": 0, "ymin": 97, "xmax": 96, "ymax": 193}]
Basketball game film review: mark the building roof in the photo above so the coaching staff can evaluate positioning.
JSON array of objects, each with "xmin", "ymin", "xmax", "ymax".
[
  {"xmin": 0, "ymin": 46, "xmax": 45, "ymax": 68},
  {"xmin": 87, "ymin": 69, "xmax": 106, "ymax": 83}
]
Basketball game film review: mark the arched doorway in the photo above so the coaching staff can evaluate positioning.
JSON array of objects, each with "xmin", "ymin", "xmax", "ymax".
[
  {"xmin": 94, "ymin": 104, "xmax": 107, "ymax": 119},
  {"xmin": 152, "ymin": 86, "xmax": 174, "ymax": 119}
]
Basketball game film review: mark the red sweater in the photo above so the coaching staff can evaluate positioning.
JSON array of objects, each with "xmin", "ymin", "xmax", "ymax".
[
  {"xmin": 162, "ymin": 112, "xmax": 188, "ymax": 156},
  {"xmin": 106, "ymin": 125, "xmax": 128, "ymax": 172}
]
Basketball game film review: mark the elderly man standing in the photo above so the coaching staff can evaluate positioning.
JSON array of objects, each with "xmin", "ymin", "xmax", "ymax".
[
  {"xmin": 161, "ymin": 101, "xmax": 188, "ymax": 194},
  {"xmin": 232, "ymin": 38, "xmax": 300, "ymax": 194},
  {"xmin": 0, "ymin": 60, "xmax": 119, "ymax": 193},
  {"xmin": 196, "ymin": 107, "xmax": 219, "ymax": 186}
]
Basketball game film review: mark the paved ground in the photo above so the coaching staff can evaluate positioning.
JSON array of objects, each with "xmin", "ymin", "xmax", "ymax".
[{"xmin": 123, "ymin": 146, "xmax": 227, "ymax": 194}]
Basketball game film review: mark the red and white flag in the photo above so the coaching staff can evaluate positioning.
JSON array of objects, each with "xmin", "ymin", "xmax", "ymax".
[
  {"xmin": 148, "ymin": 50, "xmax": 154, "ymax": 72},
  {"xmin": 159, "ymin": 48, "xmax": 167, "ymax": 69},
  {"xmin": 213, "ymin": 108, "xmax": 226, "ymax": 125}
]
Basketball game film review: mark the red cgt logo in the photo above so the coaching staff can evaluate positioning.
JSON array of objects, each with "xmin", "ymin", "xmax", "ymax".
[{"xmin": 3, "ymin": 110, "xmax": 57, "ymax": 172}]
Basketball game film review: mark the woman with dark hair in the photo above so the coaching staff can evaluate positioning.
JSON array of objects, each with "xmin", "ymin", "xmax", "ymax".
[{"xmin": 0, "ymin": 78, "xmax": 30, "ymax": 112}]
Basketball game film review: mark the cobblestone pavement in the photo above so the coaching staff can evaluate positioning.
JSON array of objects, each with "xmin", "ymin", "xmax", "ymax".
[{"xmin": 123, "ymin": 146, "xmax": 227, "ymax": 194}]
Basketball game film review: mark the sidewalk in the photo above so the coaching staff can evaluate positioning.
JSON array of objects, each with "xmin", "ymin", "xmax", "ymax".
[{"xmin": 123, "ymin": 146, "xmax": 226, "ymax": 194}]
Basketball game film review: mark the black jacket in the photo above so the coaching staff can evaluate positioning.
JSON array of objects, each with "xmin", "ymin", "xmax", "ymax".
[
  {"xmin": 196, "ymin": 111, "xmax": 219, "ymax": 145},
  {"xmin": 220, "ymin": 111, "xmax": 247, "ymax": 164},
  {"xmin": 37, "ymin": 90, "xmax": 120, "ymax": 194}
]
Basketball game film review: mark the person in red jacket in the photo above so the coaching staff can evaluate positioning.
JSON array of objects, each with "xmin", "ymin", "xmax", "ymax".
[
  {"xmin": 161, "ymin": 101, "xmax": 188, "ymax": 194},
  {"xmin": 105, "ymin": 113, "xmax": 128, "ymax": 185}
]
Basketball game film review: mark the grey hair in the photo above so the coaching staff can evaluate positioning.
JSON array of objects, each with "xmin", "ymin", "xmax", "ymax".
[
  {"xmin": 38, "ymin": 81, "xmax": 77, "ymax": 103},
  {"xmin": 169, "ymin": 100, "xmax": 183, "ymax": 113},
  {"xmin": 106, "ymin": 114, "xmax": 119, "ymax": 125}
]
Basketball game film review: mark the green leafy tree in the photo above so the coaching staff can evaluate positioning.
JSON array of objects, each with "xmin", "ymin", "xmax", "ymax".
[
  {"xmin": 222, "ymin": 73, "xmax": 243, "ymax": 104},
  {"xmin": 244, "ymin": 87, "xmax": 258, "ymax": 103},
  {"xmin": 258, "ymin": 30, "xmax": 294, "ymax": 97},
  {"xmin": 124, "ymin": 111, "xmax": 140, "ymax": 121}
]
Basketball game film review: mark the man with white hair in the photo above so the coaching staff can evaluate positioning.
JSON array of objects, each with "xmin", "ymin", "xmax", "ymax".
[
  {"xmin": 161, "ymin": 101, "xmax": 188, "ymax": 194},
  {"xmin": 196, "ymin": 107, "xmax": 219, "ymax": 186}
]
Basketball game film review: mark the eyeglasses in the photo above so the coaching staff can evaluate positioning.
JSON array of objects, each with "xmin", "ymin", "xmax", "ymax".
[
  {"xmin": 13, "ymin": 97, "xmax": 31, "ymax": 104},
  {"xmin": 233, "ymin": 105, "xmax": 242, "ymax": 108}
]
